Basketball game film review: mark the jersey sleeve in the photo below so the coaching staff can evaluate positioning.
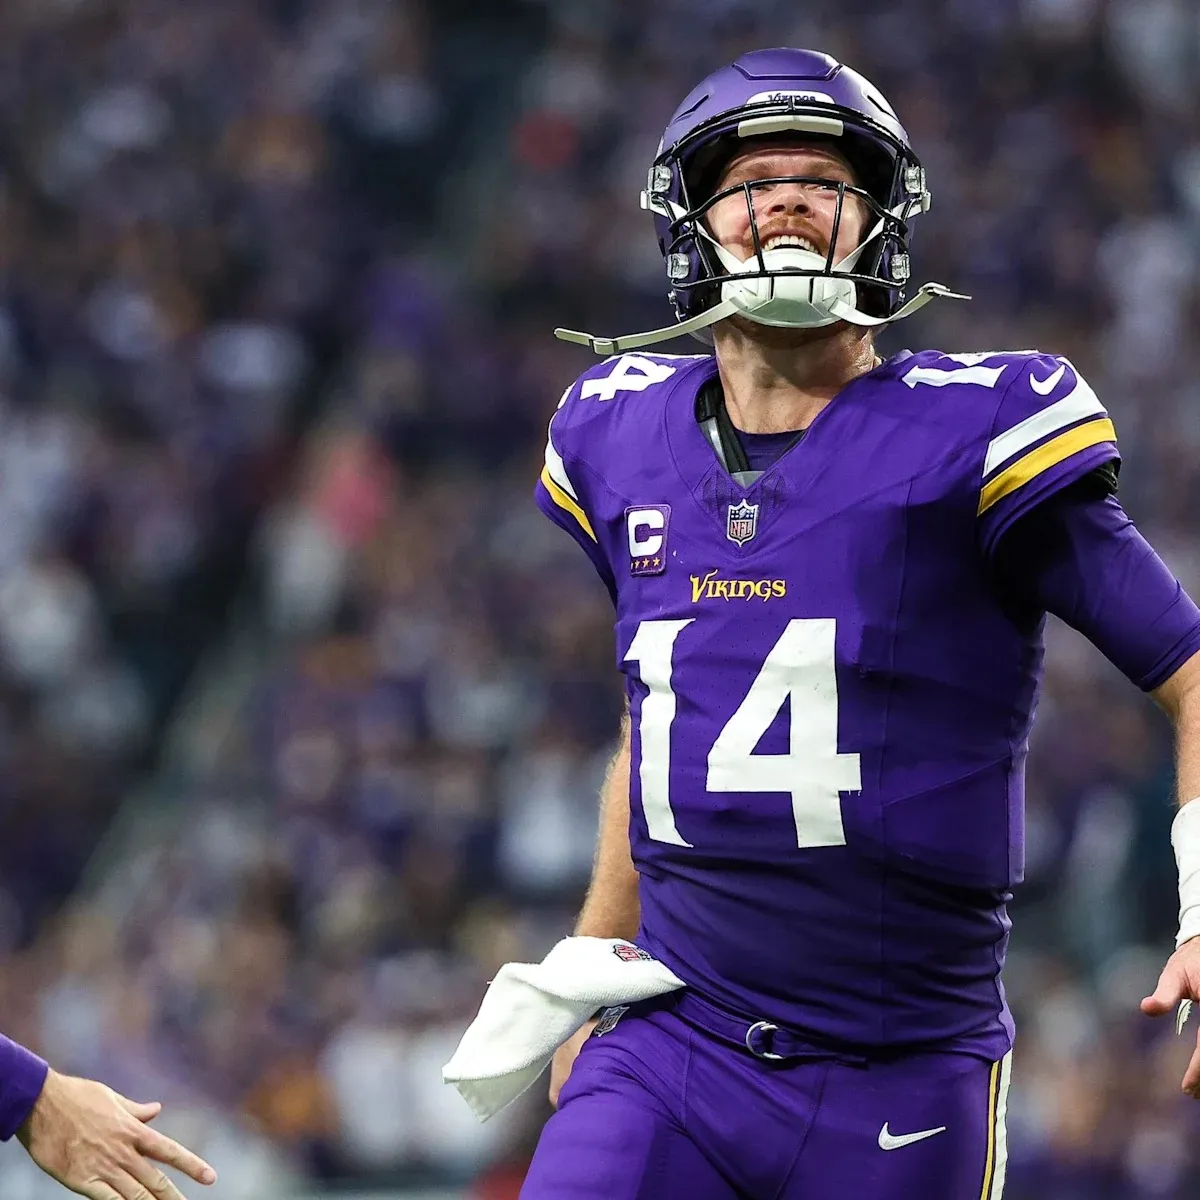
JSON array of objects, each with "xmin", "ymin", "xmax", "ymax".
[
  {"xmin": 992, "ymin": 487, "xmax": 1200, "ymax": 691},
  {"xmin": 977, "ymin": 355, "xmax": 1119, "ymax": 561},
  {"xmin": 0, "ymin": 1034, "xmax": 48, "ymax": 1141},
  {"xmin": 533, "ymin": 382, "xmax": 617, "ymax": 600}
]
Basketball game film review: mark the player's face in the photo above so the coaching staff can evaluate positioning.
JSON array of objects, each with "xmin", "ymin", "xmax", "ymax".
[{"xmin": 705, "ymin": 143, "xmax": 869, "ymax": 267}]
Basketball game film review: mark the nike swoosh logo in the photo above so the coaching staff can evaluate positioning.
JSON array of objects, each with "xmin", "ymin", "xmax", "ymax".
[
  {"xmin": 878, "ymin": 1122, "xmax": 948, "ymax": 1151},
  {"xmin": 1029, "ymin": 363, "xmax": 1066, "ymax": 395}
]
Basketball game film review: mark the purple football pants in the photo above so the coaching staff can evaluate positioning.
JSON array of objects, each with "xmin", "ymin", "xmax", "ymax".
[{"xmin": 520, "ymin": 1000, "xmax": 1011, "ymax": 1199}]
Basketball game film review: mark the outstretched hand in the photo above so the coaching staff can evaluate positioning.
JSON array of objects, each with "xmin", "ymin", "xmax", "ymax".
[
  {"xmin": 17, "ymin": 1069, "xmax": 217, "ymax": 1200},
  {"xmin": 1142, "ymin": 937, "xmax": 1200, "ymax": 1096}
]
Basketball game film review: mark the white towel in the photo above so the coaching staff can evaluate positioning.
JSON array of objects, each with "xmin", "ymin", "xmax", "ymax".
[{"xmin": 442, "ymin": 936, "xmax": 686, "ymax": 1120}]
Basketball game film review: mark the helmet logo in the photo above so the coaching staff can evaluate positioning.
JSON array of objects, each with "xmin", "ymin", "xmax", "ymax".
[{"xmin": 745, "ymin": 89, "xmax": 836, "ymax": 106}]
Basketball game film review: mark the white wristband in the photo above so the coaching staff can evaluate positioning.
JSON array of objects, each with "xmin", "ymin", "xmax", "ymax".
[{"xmin": 1172, "ymin": 799, "xmax": 1200, "ymax": 949}]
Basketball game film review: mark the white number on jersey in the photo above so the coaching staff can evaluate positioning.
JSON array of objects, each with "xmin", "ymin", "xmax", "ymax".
[
  {"xmin": 625, "ymin": 619, "xmax": 861, "ymax": 849},
  {"xmin": 580, "ymin": 354, "xmax": 679, "ymax": 402},
  {"xmin": 902, "ymin": 361, "xmax": 1007, "ymax": 390},
  {"xmin": 901, "ymin": 351, "xmax": 1044, "ymax": 391},
  {"xmin": 625, "ymin": 619, "xmax": 693, "ymax": 845}
]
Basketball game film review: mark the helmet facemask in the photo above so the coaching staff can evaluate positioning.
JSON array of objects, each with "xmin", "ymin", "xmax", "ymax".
[{"xmin": 671, "ymin": 166, "xmax": 916, "ymax": 332}]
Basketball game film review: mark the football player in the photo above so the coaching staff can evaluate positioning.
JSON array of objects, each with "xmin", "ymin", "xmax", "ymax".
[{"xmin": 525, "ymin": 48, "xmax": 1200, "ymax": 1198}]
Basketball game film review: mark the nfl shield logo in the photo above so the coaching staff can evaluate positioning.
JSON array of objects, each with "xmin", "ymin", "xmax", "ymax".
[
  {"xmin": 726, "ymin": 499, "xmax": 759, "ymax": 545},
  {"xmin": 592, "ymin": 1005, "xmax": 629, "ymax": 1037}
]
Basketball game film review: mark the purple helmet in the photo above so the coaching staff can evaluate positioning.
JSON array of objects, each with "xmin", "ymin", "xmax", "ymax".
[{"xmin": 642, "ymin": 48, "xmax": 931, "ymax": 324}]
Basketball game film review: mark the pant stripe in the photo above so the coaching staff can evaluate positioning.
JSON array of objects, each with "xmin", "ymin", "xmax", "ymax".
[
  {"xmin": 988, "ymin": 1052, "xmax": 1012, "ymax": 1200},
  {"xmin": 978, "ymin": 1059, "xmax": 1000, "ymax": 1200}
]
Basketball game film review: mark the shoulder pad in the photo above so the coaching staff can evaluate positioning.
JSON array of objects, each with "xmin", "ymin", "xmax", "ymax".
[
  {"xmin": 982, "ymin": 352, "xmax": 1114, "ymax": 494},
  {"xmin": 896, "ymin": 348, "xmax": 1114, "ymax": 468},
  {"xmin": 538, "ymin": 352, "xmax": 711, "ymax": 552},
  {"xmin": 898, "ymin": 349, "xmax": 1044, "ymax": 393},
  {"xmin": 974, "ymin": 352, "xmax": 1119, "ymax": 555},
  {"xmin": 555, "ymin": 352, "xmax": 710, "ymax": 417},
  {"xmin": 546, "ymin": 350, "xmax": 711, "ymax": 482}
]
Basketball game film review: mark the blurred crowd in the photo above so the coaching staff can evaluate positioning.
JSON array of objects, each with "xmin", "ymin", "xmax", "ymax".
[
  {"xmin": 3, "ymin": 0, "xmax": 1200, "ymax": 1197},
  {"xmin": 0, "ymin": 0, "xmax": 365, "ymax": 951}
]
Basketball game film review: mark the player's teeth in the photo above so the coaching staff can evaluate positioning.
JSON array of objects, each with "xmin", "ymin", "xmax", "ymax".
[{"xmin": 765, "ymin": 236, "xmax": 818, "ymax": 253}]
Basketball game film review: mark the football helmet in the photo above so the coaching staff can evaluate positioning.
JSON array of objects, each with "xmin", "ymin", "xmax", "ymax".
[{"xmin": 557, "ymin": 48, "xmax": 966, "ymax": 354}]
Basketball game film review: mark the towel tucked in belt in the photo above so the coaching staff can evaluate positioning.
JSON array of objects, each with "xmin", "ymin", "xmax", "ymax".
[{"xmin": 442, "ymin": 936, "xmax": 686, "ymax": 1120}]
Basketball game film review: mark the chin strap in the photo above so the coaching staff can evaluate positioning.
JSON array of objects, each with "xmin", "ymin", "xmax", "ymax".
[
  {"xmin": 555, "ymin": 301, "xmax": 738, "ymax": 355},
  {"xmin": 563, "ymin": 185, "xmax": 969, "ymax": 355},
  {"xmin": 829, "ymin": 281, "xmax": 971, "ymax": 327},
  {"xmin": 554, "ymin": 281, "xmax": 969, "ymax": 356}
]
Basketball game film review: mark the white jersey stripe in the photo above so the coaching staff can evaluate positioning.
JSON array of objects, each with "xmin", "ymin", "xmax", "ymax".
[
  {"xmin": 989, "ymin": 1051, "xmax": 1013, "ymax": 1200},
  {"xmin": 984, "ymin": 371, "xmax": 1106, "ymax": 477}
]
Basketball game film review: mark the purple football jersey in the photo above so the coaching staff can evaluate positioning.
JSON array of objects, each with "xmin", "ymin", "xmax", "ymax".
[{"xmin": 535, "ymin": 348, "xmax": 1119, "ymax": 1059}]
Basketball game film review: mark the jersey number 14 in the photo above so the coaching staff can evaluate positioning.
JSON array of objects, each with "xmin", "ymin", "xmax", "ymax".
[{"xmin": 625, "ymin": 619, "xmax": 861, "ymax": 850}]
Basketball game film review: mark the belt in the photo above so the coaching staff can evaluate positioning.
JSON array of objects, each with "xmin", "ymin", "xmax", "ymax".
[{"xmin": 670, "ymin": 991, "xmax": 868, "ymax": 1066}]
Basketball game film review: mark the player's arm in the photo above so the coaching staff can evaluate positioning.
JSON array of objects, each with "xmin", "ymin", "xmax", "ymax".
[
  {"xmin": 989, "ymin": 481, "xmax": 1200, "ymax": 1094},
  {"xmin": 535, "ymin": 374, "xmax": 641, "ymax": 1105},
  {"xmin": 1143, "ymin": 651, "xmax": 1200, "ymax": 1094},
  {"xmin": 548, "ymin": 707, "xmax": 638, "ymax": 1108},
  {"xmin": 1150, "ymin": 649, "xmax": 1200, "ymax": 800},
  {"xmin": 1, "ymin": 1034, "xmax": 216, "ymax": 1200},
  {"xmin": 534, "ymin": 394, "xmax": 617, "ymax": 602},
  {"xmin": 574, "ymin": 705, "xmax": 639, "ymax": 941},
  {"xmin": 1, "ymin": 1034, "xmax": 48, "ymax": 1144}
]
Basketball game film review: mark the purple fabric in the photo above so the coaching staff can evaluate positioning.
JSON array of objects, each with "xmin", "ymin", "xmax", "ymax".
[
  {"xmin": 0, "ymin": 1035, "xmax": 48, "ymax": 1141},
  {"xmin": 996, "ymin": 491, "xmax": 1200, "ymax": 691},
  {"xmin": 738, "ymin": 428, "xmax": 802, "ymax": 473},
  {"xmin": 522, "ymin": 1001, "xmax": 1004, "ymax": 1199}
]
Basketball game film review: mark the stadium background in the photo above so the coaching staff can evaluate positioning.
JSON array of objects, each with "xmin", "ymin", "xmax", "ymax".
[{"xmin": 0, "ymin": 0, "xmax": 1199, "ymax": 1197}]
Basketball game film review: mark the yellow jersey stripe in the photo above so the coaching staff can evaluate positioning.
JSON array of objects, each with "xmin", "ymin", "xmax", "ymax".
[
  {"xmin": 983, "ymin": 371, "xmax": 1105, "ymax": 476},
  {"xmin": 539, "ymin": 466, "xmax": 597, "ymax": 542},
  {"xmin": 979, "ymin": 1058, "xmax": 1001, "ymax": 1200},
  {"xmin": 978, "ymin": 417, "xmax": 1116, "ymax": 516}
]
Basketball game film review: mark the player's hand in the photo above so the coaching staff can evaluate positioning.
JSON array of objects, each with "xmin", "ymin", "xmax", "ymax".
[
  {"xmin": 1141, "ymin": 936, "xmax": 1200, "ymax": 1097},
  {"xmin": 548, "ymin": 1019, "xmax": 598, "ymax": 1109},
  {"xmin": 17, "ymin": 1069, "xmax": 217, "ymax": 1200}
]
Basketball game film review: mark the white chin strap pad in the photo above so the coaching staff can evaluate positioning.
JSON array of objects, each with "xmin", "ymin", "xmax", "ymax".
[{"xmin": 711, "ymin": 243, "xmax": 857, "ymax": 330}]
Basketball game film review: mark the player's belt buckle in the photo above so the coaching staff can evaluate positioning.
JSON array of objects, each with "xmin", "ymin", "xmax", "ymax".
[{"xmin": 745, "ymin": 1020, "xmax": 785, "ymax": 1061}]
